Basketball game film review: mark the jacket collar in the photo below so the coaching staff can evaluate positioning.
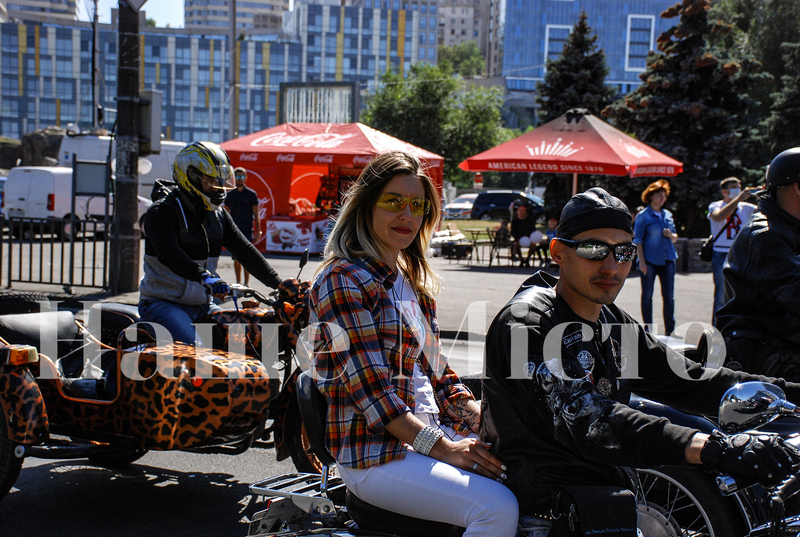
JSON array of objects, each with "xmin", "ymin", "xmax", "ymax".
[{"xmin": 760, "ymin": 198, "xmax": 800, "ymax": 230}]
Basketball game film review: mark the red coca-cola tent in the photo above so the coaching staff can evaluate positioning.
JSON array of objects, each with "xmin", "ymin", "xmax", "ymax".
[
  {"xmin": 459, "ymin": 109, "xmax": 683, "ymax": 195},
  {"xmin": 221, "ymin": 122, "xmax": 444, "ymax": 217}
]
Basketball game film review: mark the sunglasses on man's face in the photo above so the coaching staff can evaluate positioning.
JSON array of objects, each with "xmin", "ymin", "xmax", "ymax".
[
  {"xmin": 556, "ymin": 238, "xmax": 637, "ymax": 263},
  {"xmin": 375, "ymin": 193, "xmax": 431, "ymax": 217}
]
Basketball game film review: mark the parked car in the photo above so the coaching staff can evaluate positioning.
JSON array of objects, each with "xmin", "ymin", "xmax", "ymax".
[
  {"xmin": 443, "ymin": 193, "xmax": 478, "ymax": 219},
  {"xmin": 470, "ymin": 190, "xmax": 544, "ymax": 222}
]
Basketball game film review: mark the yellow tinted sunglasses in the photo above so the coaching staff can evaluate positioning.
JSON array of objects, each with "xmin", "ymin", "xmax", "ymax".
[{"xmin": 375, "ymin": 193, "xmax": 431, "ymax": 216}]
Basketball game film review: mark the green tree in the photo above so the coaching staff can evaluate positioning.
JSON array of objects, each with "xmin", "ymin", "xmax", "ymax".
[
  {"xmin": 765, "ymin": 43, "xmax": 800, "ymax": 154},
  {"xmin": 536, "ymin": 12, "xmax": 616, "ymax": 218},
  {"xmin": 536, "ymin": 12, "xmax": 615, "ymax": 123},
  {"xmin": 604, "ymin": 0, "xmax": 763, "ymax": 237},
  {"xmin": 438, "ymin": 41, "xmax": 485, "ymax": 78},
  {"xmin": 711, "ymin": 0, "xmax": 800, "ymax": 103},
  {"xmin": 362, "ymin": 64, "xmax": 511, "ymax": 187},
  {"xmin": 146, "ymin": 18, "xmax": 156, "ymax": 27}
]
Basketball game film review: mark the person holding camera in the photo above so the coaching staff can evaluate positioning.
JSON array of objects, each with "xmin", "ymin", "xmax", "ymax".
[{"xmin": 707, "ymin": 177, "xmax": 759, "ymax": 324}]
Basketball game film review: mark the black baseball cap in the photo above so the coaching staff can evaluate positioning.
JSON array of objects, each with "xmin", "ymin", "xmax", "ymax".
[{"xmin": 556, "ymin": 187, "xmax": 633, "ymax": 239}]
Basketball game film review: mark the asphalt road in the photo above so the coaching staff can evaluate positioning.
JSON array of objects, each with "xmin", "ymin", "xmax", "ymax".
[{"xmin": 0, "ymin": 251, "xmax": 716, "ymax": 536}]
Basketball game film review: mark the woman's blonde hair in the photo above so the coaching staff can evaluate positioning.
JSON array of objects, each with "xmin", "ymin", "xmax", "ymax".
[
  {"xmin": 641, "ymin": 179, "xmax": 672, "ymax": 204},
  {"xmin": 321, "ymin": 151, "xmax": 441, "ymax": 296}
]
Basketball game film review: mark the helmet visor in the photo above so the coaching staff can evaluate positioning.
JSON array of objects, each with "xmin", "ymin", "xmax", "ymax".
[{"xmin": 194, "ymin": 165, "xmax": 236, "ymax": 192}]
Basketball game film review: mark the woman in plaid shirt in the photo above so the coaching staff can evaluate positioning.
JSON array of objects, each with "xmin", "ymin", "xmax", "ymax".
[{"xmin": 309, "ymin": 152, "xmax": 518, "ymax": 536}]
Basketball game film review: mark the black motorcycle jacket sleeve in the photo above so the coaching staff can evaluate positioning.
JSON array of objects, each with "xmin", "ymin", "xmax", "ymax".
[{"xmin": 219, "ymin": 209, "xmax": 281, "ymax": 289}]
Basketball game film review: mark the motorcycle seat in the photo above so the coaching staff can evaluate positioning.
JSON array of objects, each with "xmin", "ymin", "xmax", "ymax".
[
  {"xmin": 296, "ymin": 371, "xmax": 466, "ymax": 537},
  {"xmin": 0, "ymin": 311, "xmax": 83, "ymax": 376}
]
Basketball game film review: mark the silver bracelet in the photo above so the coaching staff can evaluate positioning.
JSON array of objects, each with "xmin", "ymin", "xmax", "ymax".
[{"xmin": 412, "ymin": 426, "xmax": 444, "ymax": 456}]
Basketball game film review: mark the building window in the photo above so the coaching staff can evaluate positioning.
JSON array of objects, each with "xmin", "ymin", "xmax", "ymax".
[
  {"xmin": 626, "ymin": 15, "xmax": 655, "ymax": 72},
  {"xmin": 544, "ymin": 25, "xmax": 571, "ymax": 63}
]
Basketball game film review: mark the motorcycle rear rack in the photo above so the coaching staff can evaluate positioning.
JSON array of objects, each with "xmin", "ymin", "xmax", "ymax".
[{"xmin": 250, "ymin": 472, "xmax": 346, "ymax": 516}]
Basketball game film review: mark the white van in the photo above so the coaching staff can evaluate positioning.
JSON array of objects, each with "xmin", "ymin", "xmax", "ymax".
[
  {"xmin": 2, "ymin": 166, "xmax": 151, "ymax": 238},
  {"xmin": 57, "ymin": 135, "xmax": 185, "ymax": 200}
]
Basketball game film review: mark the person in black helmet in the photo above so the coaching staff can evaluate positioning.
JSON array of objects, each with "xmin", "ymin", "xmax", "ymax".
[
  {"xmin": 717, "ymin": 148, "xmax": 800, "ymax": 380},
  {"xmin": 138, "ymin": 141, "xmax": 281, "ymax": 345}
]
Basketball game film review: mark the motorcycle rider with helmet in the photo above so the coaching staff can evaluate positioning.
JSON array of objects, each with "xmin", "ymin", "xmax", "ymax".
[
  {"xmin": 138, "ymin": 141, "xmax": 282, "ymax": 345},
  {"xmin": 717, "ymin": 148, "xmax": 800, "ymax": 381}
]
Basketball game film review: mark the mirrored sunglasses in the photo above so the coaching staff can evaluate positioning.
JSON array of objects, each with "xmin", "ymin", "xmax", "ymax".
[
  {"xmin": 375, "ymin": 193, "xmax": 431, "ymax": 217},
  {"xmin": 556, "ymin": 238, "xmax": 637, "ymax": 263}
]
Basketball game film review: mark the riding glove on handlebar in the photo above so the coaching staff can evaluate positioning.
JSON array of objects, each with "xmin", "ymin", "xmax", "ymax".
[
  {"xmin": 700, "ymin": 430, "xmax": 795, "ymax": 488},
  {"xmin": 201, "ymin": 271, "xmax": 230, "ymax": 298}
]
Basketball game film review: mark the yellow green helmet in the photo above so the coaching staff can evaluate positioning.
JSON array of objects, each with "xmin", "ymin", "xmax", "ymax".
[{"xmin": 173, "ymin": 141, "xmax": 235, "ymax": 211}]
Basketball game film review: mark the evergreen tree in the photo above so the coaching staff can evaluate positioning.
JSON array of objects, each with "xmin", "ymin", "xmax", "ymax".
[
  {"xmin": 604, "ymin": 0, "xmax": 763, "ymax": 237},
  {"xmin": 766, "ymin": 43, "xmax": 800, "ymax": 154},
  {"xmin": 535, "ymin": 11, "xmax": 616, "ymax": 219},
  {"xmin": 535, "ymin": 12, "xmax": 615, "ymax": 123}
]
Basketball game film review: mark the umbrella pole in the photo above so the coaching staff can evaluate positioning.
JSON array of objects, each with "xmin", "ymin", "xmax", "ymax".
[{"xmin": 572, "ymin": 173, "xmax": 578, "ymax": 195}]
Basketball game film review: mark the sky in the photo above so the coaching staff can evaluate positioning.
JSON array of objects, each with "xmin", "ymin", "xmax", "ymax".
[{"xmin": 77, "ymin": 0, "xmax": 186, "ymax": 28}]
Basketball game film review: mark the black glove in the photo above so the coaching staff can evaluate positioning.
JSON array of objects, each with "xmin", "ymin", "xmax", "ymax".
[
  {"xmin": 700, "ymin": 430, "xmax": 795, "ymax": 488},
  {"xmin": 201, "ymin": 271, "xmax": 230, "ymax": 298}
]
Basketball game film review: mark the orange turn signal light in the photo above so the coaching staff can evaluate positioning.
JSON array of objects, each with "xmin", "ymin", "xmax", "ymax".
[{"xmin": 2, "ymin": 345, "xmax": 39, "ymax": 366}]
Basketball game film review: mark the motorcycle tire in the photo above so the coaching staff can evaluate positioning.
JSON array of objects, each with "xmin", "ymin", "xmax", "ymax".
[
  {"xmin": 285, "ymin": 400, "xmax": 324, "ymax": 474},
  {"xmin": 0, "ymin": 415, "xmax": 23, "ymax": 500},
  {"xmin": 634, "ymin": 466, "xmax": 748, "ymax": 537}
]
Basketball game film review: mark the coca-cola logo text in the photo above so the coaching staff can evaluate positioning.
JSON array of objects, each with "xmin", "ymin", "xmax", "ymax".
[
  {"xmin": 276, "ymin": 154, "xmax": 296, "ymax": 162},
  {"xmin": 251, "ymin": 132, "xmax": 358, "ymax": 149},
  {"xmin": 353, "ymin": 155, "xmax": 374, "ymax": 165},
  {"xmin": 239, "ymin": 153, "xmax": 259, "ymax": 162},
  {"xmin": 314, "ymin": 154, "xmax": 334, "ymax": 163}
]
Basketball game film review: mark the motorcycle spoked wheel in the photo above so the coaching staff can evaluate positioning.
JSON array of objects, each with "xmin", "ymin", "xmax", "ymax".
[
  {"xmin": 0, "ymin": 416, "xmax": 23, "ymax": 500},
  {"xmin": 634, "ymin": 466, "xmax": 749, "ymax": 537},
  {"xmin": 285, "ymin": 400, "xmax": 324, "ymax": 474}
]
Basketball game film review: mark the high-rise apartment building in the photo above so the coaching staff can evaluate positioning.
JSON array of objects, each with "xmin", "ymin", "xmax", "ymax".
[
  {"xmin": 7, "ymin": 0, "xmax": 76, "ymax": 22},
  {"xmin": 438, "ymin": 0, "xmax": 490, "ymax": 64},
  {"xmin": 0, "ymin": 2, "xmax": 426, "ymax": 140},
  {"xmin": 185, "ymin": 0, "xmax": 289, "ymax": 33},
  {"xmin": 347, "ymin": 0, "xmax": 439, "ymax": 63}
]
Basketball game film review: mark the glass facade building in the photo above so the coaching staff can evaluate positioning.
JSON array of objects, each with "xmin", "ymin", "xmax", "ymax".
[
  {"xmin": 0, "ymin": 2, "xmax": 424, "ymax": 142},
  {"xmin": 503, "ymin": 0, "xmax": 676, "ymax": 95}
]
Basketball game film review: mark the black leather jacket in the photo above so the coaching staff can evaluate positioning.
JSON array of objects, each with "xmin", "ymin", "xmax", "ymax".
[
  {"xmin": 140, "ymin": 189, "xmax": 280, "ymax": 304},
  {"xmin": 480, "ymin": 271, "xmax": 798, "ymax": 515},
  {"xmin": 717, "ymin": 198, "xmax": 800, "ymax": 350}
]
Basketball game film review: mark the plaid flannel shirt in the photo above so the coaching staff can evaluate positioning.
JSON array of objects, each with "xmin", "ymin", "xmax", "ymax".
[{"xmin": 309, "ymin": 256, "xmax": 474, "ymax": 469}]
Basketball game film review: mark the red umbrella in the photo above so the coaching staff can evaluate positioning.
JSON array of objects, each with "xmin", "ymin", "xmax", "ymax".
[{"xmin": 459, "ymin": 109, "xmax": 683, "ymax": 194}]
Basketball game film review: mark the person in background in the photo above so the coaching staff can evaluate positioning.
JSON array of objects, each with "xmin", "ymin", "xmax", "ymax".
[
  {"xmin": 633, "ymin": 180, "xmax": 679, "ymax": 335},
  {"xmin": 511, "ymin": 204, "xmax": 536, "ymax": 267},
  {"xmin": 224, "ymin": 167, "xmax": 262, "ymax": 286},
  {"xmin": 707, "ymin": 177, "xmax": 759, "ymax": 324},
  {"xmin": 309, "ymin": 151, "xmax": 518, "ymax": 537}
]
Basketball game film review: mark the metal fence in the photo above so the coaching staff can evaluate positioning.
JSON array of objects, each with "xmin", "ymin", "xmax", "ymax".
[{"xmin": 1, "ymin": 216, "xmax": 110, "ymax": 292}]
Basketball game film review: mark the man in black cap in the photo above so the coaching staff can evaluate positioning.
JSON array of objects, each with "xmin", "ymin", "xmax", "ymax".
[{"xmin": 480, "ymin": 187, "xmax": 800, "ymax": 536}]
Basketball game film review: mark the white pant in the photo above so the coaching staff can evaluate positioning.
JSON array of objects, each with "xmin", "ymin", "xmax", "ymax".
[{"xmin": 338, "ymin": 428, "xmax": 519, "ymax": 537}]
